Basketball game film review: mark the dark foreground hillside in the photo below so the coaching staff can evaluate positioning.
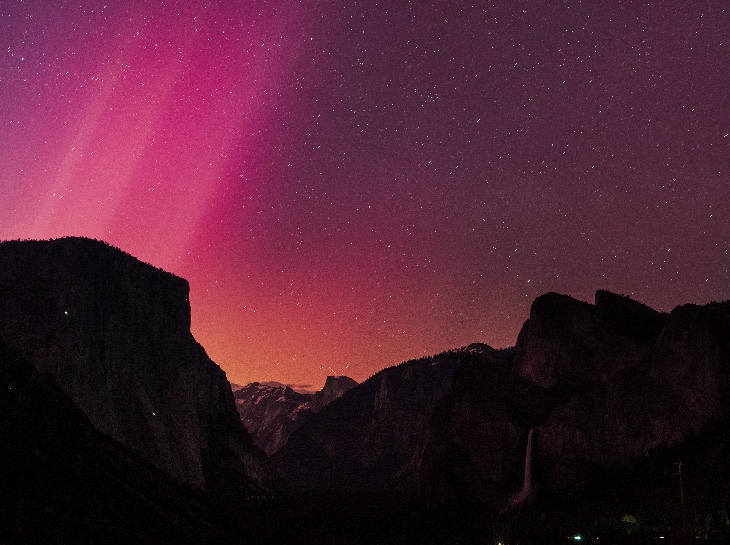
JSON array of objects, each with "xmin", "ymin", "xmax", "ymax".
[{"xmin": 0, "ymin": 338, "xmax": 251, "ymax": 545}]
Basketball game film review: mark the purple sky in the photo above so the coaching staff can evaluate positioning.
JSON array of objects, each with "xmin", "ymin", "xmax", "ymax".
[{"xmin": 1, "ymin": 0, "xmax": 728, "ymax": 388}]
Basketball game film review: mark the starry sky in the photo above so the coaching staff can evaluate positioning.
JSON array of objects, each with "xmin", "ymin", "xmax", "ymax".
[{"xmin": 1, "ymin": 0, "xmax": 728, "ymax": 389}]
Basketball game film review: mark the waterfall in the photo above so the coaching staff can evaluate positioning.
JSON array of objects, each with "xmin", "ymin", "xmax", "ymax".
[
  {"xmin": 522, "ymin": 428, "xmax": 533, "ymax": 494},
  {"xmin": 511, "ymin": 428, "xmax": 534, "ymax": 506}
]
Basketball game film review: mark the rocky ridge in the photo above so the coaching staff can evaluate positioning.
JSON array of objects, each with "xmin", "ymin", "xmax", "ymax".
[{"xmin": 1, "ymin": 237, "xmax": 727, "ymax": 542}]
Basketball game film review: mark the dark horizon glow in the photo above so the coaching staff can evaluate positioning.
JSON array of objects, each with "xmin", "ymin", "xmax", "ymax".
[{"xmin": 2, "ymin": 1, "xmax": 728, "ymax": 390}]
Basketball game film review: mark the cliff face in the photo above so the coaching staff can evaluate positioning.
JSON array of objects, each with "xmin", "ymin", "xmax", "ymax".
[
  {"xmin": 421, "ymin": 347, "xmax": 552, "ymax": 510},
  {"xmin": 310, "ymin": 375, "xmax": 359, "ymax": 413},
  {"xmin": 512, "ymin": 291, "xmax": 668, "ymax": 390},
  {"xmin": 275, "ymin": 351, "xmax": 461, "ymax": 491},
  {"xmin": 422, "ymin": 291, "xmax": 730, "ymax": 540},
  {"xmin": 0, "ymin": 338, "xmax": 247, "ymax": 545},
  {"xmin": 534, "ymin": 300, "xmax": 730, "ymax": 472},
  {"xmin": 0, "ymin": 237, "xmax": 270, "ymax": 495},
  {"xmin": 512, "ymin": 292, "xmax": 729, "ymax": 468}
]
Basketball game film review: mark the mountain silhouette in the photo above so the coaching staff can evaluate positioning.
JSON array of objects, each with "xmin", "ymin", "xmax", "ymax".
[
  {"xmin": 1, "ymin": 237, "xmax": 728, "ymax": 543},
  {"xmin": 0, "ymin": 237, "xmax": 272, "ymax": 498}
]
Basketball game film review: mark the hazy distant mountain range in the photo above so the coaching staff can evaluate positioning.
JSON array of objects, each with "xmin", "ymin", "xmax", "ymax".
[
  {"xmin": 233, "ymin": 375, "xmax": 358, "ymax": 455},
  {"xmin": 1, "ymin": 237, "xmax": 728, "ymax": 544}
]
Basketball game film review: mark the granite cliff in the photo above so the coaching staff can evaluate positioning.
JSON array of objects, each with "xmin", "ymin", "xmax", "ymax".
[
  {"xmin": 422, "ymin": 291, "xmax": 730, "ymax": 542},
  {"xmin": 0, "ymin": 338, "xmax": 248, "ymax": 545},
  {"xmin": 2, "ymin": 240, "xmax": 727, "ymax": 543},
  {"xmin": 0, "ymin": 237, "xmax": 271, "ymax": 496},
  {"xmin": 310, "ymin": 375, "xmax": 359, "ymax": 413}
]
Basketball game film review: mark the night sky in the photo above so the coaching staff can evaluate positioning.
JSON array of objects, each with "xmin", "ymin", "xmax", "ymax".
[{"xmin": 1, "ymin": 0, "xmax": 728, "ymax": 389}]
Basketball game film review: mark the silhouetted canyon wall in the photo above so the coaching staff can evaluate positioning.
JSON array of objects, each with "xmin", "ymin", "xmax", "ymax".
[
  {"xmin": 0, "ymin": 237, "xmax": 271, "ymax": 496},
  {"xmin": 422, "ymin": 291, "xmax": 730, "ymax": 540},
  {"xmin": 268, "ymin": 290, "xmax": 729, "ymax": 540},
  {"xmin": 0, "ymin": 338, "xmax": 246, "ymax": 545}
]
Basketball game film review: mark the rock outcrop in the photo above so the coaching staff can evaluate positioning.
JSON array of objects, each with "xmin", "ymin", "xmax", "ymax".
[
  {"xmin": 310, "ymin": 375, "xmax": 359, "ymax": 413},
  {"xmin": 0, "ymin": 237, "xmax": 271, "ymax": 496},
  {"xmin": 512, "ymin": 291, "xmax": 668, "ymax": 390}
]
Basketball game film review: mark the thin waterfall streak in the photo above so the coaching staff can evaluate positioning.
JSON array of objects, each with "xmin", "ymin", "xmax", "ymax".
[
  {"xmin": 507, "ymin": 428, "xmax": 534, "ymax": 508},
  {"xmin": 523, "ymin": 428, "xmax": 533, "ymax": 493}
]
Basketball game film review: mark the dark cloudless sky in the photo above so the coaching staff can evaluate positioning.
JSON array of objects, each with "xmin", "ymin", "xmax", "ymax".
[{"xmin": 1, "ymin": 0, "xmax": 728, "ymax": 388}]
